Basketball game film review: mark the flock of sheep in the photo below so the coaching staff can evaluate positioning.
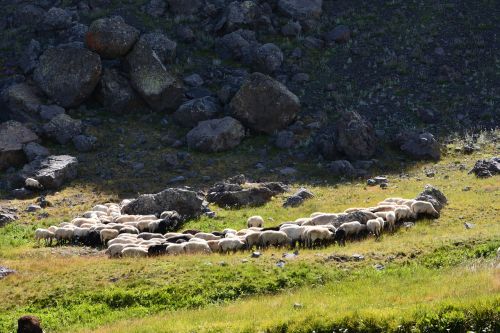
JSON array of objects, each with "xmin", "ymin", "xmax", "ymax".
[{"xmin": 34, "ymin": 196, "xmax": 441, "ymax": 258}]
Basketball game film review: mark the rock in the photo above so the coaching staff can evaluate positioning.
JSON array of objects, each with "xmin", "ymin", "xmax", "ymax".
[
  {"xmin": 17, "ymin": 315, "xmax": 43, "ymax": 333},
  {"xmin": 396, "ymin": 132, "xmax": 441, "ymax": 160},
  {"xmin": 336, "ymin": 111, "xmax": 377, "ymax": 160},
  {"xmin": 43, "ymin": 114, "xmax": 82, "ymax": 145},
  {"xmin": 295, "ymin": 187, "xmax": 314, "ymax": 199},
  {"xmin": 166, "ymin": 0, "xmax": 202, "ymax": 15},
  {"xmin": 72, "ymin": 135, "xmax": 97, "ymax": 152},
  {"xmin": 281, "ymin": 20, "xmax": 301, "ymax": 36},
  {"xmin": 216, "ymin": 1, "xmax": 258, "ymax": 33},
  {"xmin": 183, "ymin": 74, "xmax": 204, "ymax": 87},
  {"xmin": 19, "ymin": 39, "xmax": 42, "ymax": 74},
  {"xmin": 283, "ymin": 195, "xmax": 303, "ymax": 207},
  {"xmin": 22, "ymin": 155, "xmax": 78, "ymax": 190},
  {"xmin": 26, "ymin": 204, "xmax": 42, "ymax": 212},
  {"xmin": 367, "ymin": 176, "xmax": 388, "ymax": 186},
  {"xmin": 11, "ymin": 188, "xmax": 33, "ymax": 199},
  {"xmin": 230, "ymin": 72, "xmax": 300, "ymax": 134},
  {"xmin": 126, "ymin": 38, "xmax": 184, "ymax": 112},
  {"xmin": 2, "ymin": 83, "xmax": 43, "ymax": 119},
  {"xmin": 33, "ymin": 47, "xmax": 102, "ymax": 108},
  {"xmin": 280, "ymin": 167, "xmax": 298, "ymax": 175},
  {"xmin": 416, "ymin": 109, "xmax": 438, "ymax": 123},
  {"xmin": 144, "ymin": 0, "xmax": 167, "ymax": 17},
  {"xmin": 327, "ymin": 160, "xmax": 356, "ymax": 177},
  {"xmin": 215, "ymin": 29, "xmax": 258, "ymax": 64},
  {"xmin": 96, "ymin": 68, "xmax": 144, "ymax": 113},
  {"xmin": 23, "ymin": 142, "xmax": 49, "ymax": 162},
  {"xmin": 278, "ymin": 0, "xmax": 323, "ymax": 20},
  {"xmin": 253, "ymin": 43, "xmax": 284, "ymax": 74},
  {"xmin": 0, "ymin": 121, "xmax": 39, "ymax": 171},
  {"xmin": 39, "ymin": 105, "xmax": 65, "ymax": 121},
  {"xmin": 303, "ymin": 36, "xmax": 324, "ymax": 49},
  {"xmin": 292, "ymin": 73, "xmax": 309, "ymax": 83},
  {"xmin": 207, "ymin": 181, "xmax": 288, "ymax": 207},
  {"xmin": 414, "ymin": 184, "xmax": 447, "ymax": 212},
  {"xmin": 468, "ymin": 157, "xmax": 499, "ymax": 178},
  {"xmin": 41, "ymin": 7, "xmax": 73, "ymax": 31},
  {"xmin": 173, "ymin": 96, "xmax": 222, "ymax": 128},
  {"xmin": 176, "ymin": 25, "xmax": 195, "ymax": 42},
  {"xmin": 139, "ymin": 32, "xmax": 177, "ymax": 64},
  {"xmin": 275, "ymin": 130, "xmax": 295, "ymax": 149},
  {"xmin": 324, "ymin": 25, "xmax": 351, "ymax": 43},
  {"xmin": 187, "ymin": 117, "xmax": 245, "ymax": 152},
  {"xmin": 85, "ymin": 16, "xmax": 140, "ymax": 59},
  {"xmin": 0, "ymin": 207, "xmax": 18, "ymax": 228},
  {"xmin": 122, "ymin": 188, "xmax": 204, "ymax": 218},
  {"xmin": 12, "ymin": 5, "xmax": 45, "ymax": 30},
  {"xmin": 313, "ymin": 126, "xmax": 340, "ymax": 160}
]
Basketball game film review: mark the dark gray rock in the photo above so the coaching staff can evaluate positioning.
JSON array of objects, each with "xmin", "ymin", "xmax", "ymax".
[
  {"xmin": 43, "ymin": 114, "xmax": 82, "ymax": 144},
  {"xmin": 19, "ymin": 40, "xmax": 42, "ymax": 74},
  {"xmin": 230, "ymin": 72, "xmax": 300, "ymax": 134},
  {"xmin": 0, "ymin": 207, "xmax": 18, "ymax": 228},
  {"xmin": 34, "ymin": 47, "xmax": 102, "ymax": 108},
  {"xmin": 26, "ymin": 204, "xmax": 42, "ymax": 212},
  {"xmin": 281, "ymin": 20, "xmax": 301, "ymax": 36},
  {"xmin": 183, "ymin": 74, "xmax": 204, "ymax": 87},
  {"xmin": 122, "ymin": 188, "xmax": 204, "ymax": 218},
  {"xmin": 275, "ymin": 130, "xmax": 295, "ymax": 149},
  {"xmin": 415, "ymin": 184, "xmax": 447, "ymax": 212},
  {"xmin": 96, "ymin": 68, "xmax": 145, "ymax": 113},
  {"xmin": 215, "ymin": 29, "xmax": 258, "ymax": 64},
  {"xmin": 0, "ymin": 121, "xmax": 39, "ymax": 171},
  {"xmin": 187, "ymin": 117, "xmax": 245, "ymax": 152},
  {"xmin": 277, "ymin": 0, "xmax": 323, "ymax": 20},
  {"xmin": 167, "ymin": 0, "xmax": 202, "ymax": 15},
  {"xmin": 85, "ymin": 16, "xmax": 139, "ymax": 59},
  {"xmin": 22, "ymin": 155, "xmax": 78, "ymax": 190},
  {"xmin": 324, "ymin": 25, "xmax": 351, "ymax": 43},
  {"xmin": 314, "ymin": 126, "xmax": 340, "ymax": 160},
  {"xmin": 41, "ymin": 7, "xmax": 73, "ymax": 31},
  {"xmin": 176, "ymin": 25, "xmax": 195, "ymax": 42},
  {"xmin": 173, "ymin": 96, "xmax": 222, "ymax": 128},
  {"xmin": 253, "ymin": 43, "xmax": 283, "ymax": 74},
  {"xmin": 327, "ymin": 160, "xmax": 356, "ymax": 177},
  {"xmin": 216, "ymin": 0, "xmax": 258, "ymax": 33},
  {"xmin": 207, "ymin": 181, "xmax": 288, "ymax": 207},
  {"xmin": 2, "ymin": 83, "xmax": 44, "ymax": 120},
  {"xmin": 139, "ymin": 32, "xmax": 177, "ymax": 64},
  {"xmin": 72, "ymin": 135, "xmax": 97, "ymax": 152},
  {"xmin": 126, "ymin": 38, "xmax": 184, "ymax": 112},
  {"xmin": 468, "ymin": 157, "xmax": 500, "ymax": 178},
  {"xmin": 12, "ymin": 4, "xmax": 45, "ymax": 30},
  {"xmin": 397, "ymin": 132, "xmax": 441, "ymax": 161},
  {"xmin": 144, "ymin": 0, "xmax": 167, "ymax": 17},
  {"xmin": 283, "ymin": 195, "xmax": 303, "ymax": 208},
  {"xmin": 39, "ymin": 105, "xmax": 65, "ymax": 121},
  {"xmin": 23, "ymin": 142, "xmax": 50, "ymax": 162},
  {"xmin": 336, "ymin": 111, "xmax": 377, "ymax": 160},
  {"xmin": 11, "ymin": 188, "xmax": 33, "ymax": 199}
]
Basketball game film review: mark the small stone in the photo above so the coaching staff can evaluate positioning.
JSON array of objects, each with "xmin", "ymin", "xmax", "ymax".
[
  {"xmin": 281, "ymin": 20, "xmax": 301, "ymax": 37},
  {"xmin": 183, "ymin": 74, "xmax": 204, "ymax": 87},
  {"xmin": 72, "ymin": 135, "xmax": 97, "ymax": 152},
  {"xmin": 293, "ymin": 303, "xmax": 303, "ymax": 309},
  {"xmin": 374, "ymin": 264, "xmax": 385, "ymax": 271},
  {"xmin": 251, "ymin": 251, "xmax": 261, "ymax": 258},
  {"xmin": 39, "ymin": 105, "xmax": 65, "ymax": 121},
  {"xmin": 26, "ymin": 204, "xmax": 42, "ymax": 212},
  {"xmin": 280, "ymin": 167, "xmax": 298, "ymax": 175},
  {"xmin": 168, "ymin": 176, "xmax": 186, "ymax": 184},
  {"xmin": 352, "ymin": 254, "xmax": 364, "ymax": 261}
]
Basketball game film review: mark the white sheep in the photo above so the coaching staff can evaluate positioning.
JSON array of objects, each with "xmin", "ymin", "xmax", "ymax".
[
  {"xmin": 106, "ymin": 244, "xmax": 127, "ymax": 257},
  {"xmin": 302, "ymin": 226, "xmax": 334, "ymax": 248},
  {"xmin": 310, "ymin": 212, "xmax": 327, "ymax": 217},
  {"xmin": 119, "ymin": 226, "xmax": 139, "ymax": 234},
  {"xmin": 121, "ymin": 246, "xmax": 148, "ymax": 258},
  {"xmin": 219, "ymin": 238, "xmax": 246, "ymax": 253},
  {"xmin": 394, "ymin": 206, "xmax": 415, "ymax": 221},
  {"xmin": 194, "ymin": 232, "xmax": 221, "ymax": 241},
  {"xmin": 184, "ymin": 241, "xmax": 211, "ymax": 254},
  {"xmin": 280, "ymin": 225, "xmax": 305, "ymax": 247},
  {"xmin": 73, "ymin": 227, "xmax": 90, "ymax": 239},
  {"xmin": 247, "ymin": 216, "xmax": 264, "ymax": 228},
  {"xmin": 258, "ymin": 231, "xmax": 291, "ymax": 248},
  {"xmin": 35, "ymin": 228, "xmax": 54, "ymax": 246},
  {"xmin": 92, "ymin": 205, "xmax": 109, "ymax": 213},
  {"xmin": 366, "ymin": 218, "xmax": 384, "ymax": 239},
  {"xmin": 100, "ymin": 229, "xmax": 119, "ymax": 245},
  {"xmin": 294, "ymin": 217, "xmax": 312, "ymax": 225},
  {"xmin": 137, "ymin": 233, "xmax": 165, "ymax": 241},
  {"xmin": 244, "ymin": 232, "xmax": 261, "ymax": 250},
  {"xmin": 114, "ymin": 215, "xmax": 138, "ymax": 224},
  {"xmin": 166, "ymin": 244, "xmax": 185, "ymax": 255},
  {"xmin": 411, "ymin": 201, "xmax": 439, "ymax": 218},
  {"xmin": 304, "ymin": 213, "xmax": 338, "ymax": 226},
  {"xmin": 137, "ymin": 215, "xmax": 157, "ymax": 221},
  {"xmin": 376, "ymin": 211, "xmax": 396, "ymax": 232},
  {"xmin": 207, "ymin": 240, "xmax": 221, "ymax": 252},
  {"xmin": 338, "ymin": 221, "xmax": 366, "ymax": 239},
  {"xmin": 55, "ymin": 227, "xmax": 74, "ymax": 244},
  {"xmin": 71, "ymin": 217, "xmax": 99, "ymax": 227}
]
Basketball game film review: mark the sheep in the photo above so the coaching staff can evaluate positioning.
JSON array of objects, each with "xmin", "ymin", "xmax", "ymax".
[
  {"xmin": 366, "ymin": 218, "xmax": 384, "ymax": 239},
  {"xmin": 137, "ymin": 220, "xmax": 152, "ymax": 232},
  {"xmin": 119, "ymin": 226, "xmax": 139, "ymax": 234},
  {"xmin": 219, "ymin": 238, "xmax": 246, "ymax": 253},
  {"xmin": 402, "ymin": 199, "xmax": 416, "ymax": 208},
  {"xmin": 247, "ymin": 215, "xmax": 264, "ymax": 228},
  {"xmin": 98, "ymin": 216, "xmax": 112, "ymax": 224},
  {"xmin": 304, "ymin": 213, "xmax": 338, "ymax": 226},
  {"xmin": 344, "ymin": 207, "xmax": 364, "ymax": 213},
  {"xmin": 138, "ymin": 215, "xmax": 158, "ymax": 221},
  {"xmin": 165, "ymin": 234, "xmax": 193, "ymax": 243},
  {"xmin": 100, "ymin": 229, "xmax": 119, "ymax": 245},
  {"xmin": 147, "ymin": 219, "xmax": 166, "ymax": 233},
  {"xmin": 205, "ymin": 240, "xmax": 220, "ymax": 252},
  {"xmin": 164, "ymin": 232, "xmax": 182, "ymax": 238},
  {"xmin": 194, "ymin": 232, "xmax": 221, "ymax": 241},
  {"xmin": 222, "ymin": 228, "xmax": 237, "ymax": 235},
  {"xmin": 338, "ymin": 221, "xmax": 366, "ymax": 240},
  {"xmin": 73, "ymin": 227, "xmax": 90, "ymax": 242},
  {"xmin": 411, "ymin": 201, "xmax": 439, "ymax": 218},
  {"xmin": 183, "ymin": 229, "xmax": 202, "ymax": 235},
  {"xmin": 376, "ymin": 211, "xmax": 396, "ymax": 232},
  {"xmin": 121, "ymin": 246, "xmax": 149, "ymax": 258},
  {"xmin": 294, "ymin": 217, "xmax": 312, "ymax": 225},
  {"xmin": 244, "ymin": 232, "xmax": 261, "ymax": 250},
  {"xmin": 106, "ymin": 244, "xmax": 127, "ymax": 258},
  {"xmin": 280, "ymin": 225, "xmax": 306, "ymax": 247},
  {"xmin": 35, "ymin": 228, "xmax": 54, "ymax": 246},
  {"xmin": 160, "ymin": 210, "xmax": 178, "ymax": 219},
  {"xmin": 258, "ymin": 231, "xmax": 291, "ymax": 249},
  {"xmin": 92, "ymin": 205, "xmax": 109, "ymax": 213},
  {"xmin": 184, "ymin": 241, "xmax": 211, "ymax": 254},
  {"xmin": 394, "ymin": 206, "xmax": 415, "ymax": 221},
  {"xmin": 55, "ymin": 227, "xmax": 74, "ymax": 245},
  {"xmin": 48, "ymin": 226, "xmax": 58, "ymax": 233},
  {"xmin": 380, "ymin": 197, "xmax": 405, "ymax": 204},
  {"xmin": 148, "ymin": 244, "xmax": 169, "ymax": 256},
  {"xmin": 71, "ymin": 217, "xmax": 99, "ymax": 227},
  {"xmin": 107, "ymin": 238, "xmax": 136, "ymax": 247},
  {"xmin": 370, "ymin": 205, "xmax": 397, "ymax": 213},
  {"xmin": 114, "ymin": 215, "xmax": 138, "ymax": 224},
  {"xmin": 137, "ymin": 233, "xmax": 165, "ymax": 241},
  {"xmin": 310, "ymin": 212, "xmax": 327, "ymax": 217},
  {"xmin": 166, "ymin": 244, "xmax": 185, "ymax": 255},
  {"xmin": 302, "ymin": 226, "xmax": 335, "ymax": 248}
]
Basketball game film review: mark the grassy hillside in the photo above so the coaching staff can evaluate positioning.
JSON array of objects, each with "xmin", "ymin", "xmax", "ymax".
[{"xmin": 0, "ymin": 138, "xmax": 499, "ymax": 332}]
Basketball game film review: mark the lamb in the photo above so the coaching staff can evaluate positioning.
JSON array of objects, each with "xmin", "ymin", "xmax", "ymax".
[
  {"xmin": 166, "ymin": 244, "xmax": 185, "ymax": 255},
  {"xmin": 302, "ymin": 227, "xmax": 335, "ymax": 248},
  {"xmin": 184, "ymin": 241, "xmax": 211, "ymax": 254},
  {"xmin": 121, "ymin": 246, "xmax": 149, "ymax": 258},
  {"xmin": 219, "ymin": 238, "xmax": 246, "ymax": 253},
  {"xmin": 247, "ymin": 215, "xmax": 264, "ymax": 228},
  {"xmin": 35, "ymin": 228, "xmax": 55, "ymax": 246},
  {"xmin": 258, "ymin": 231, "xmax": 291, "ymax": 248},
  {"xmin": 366, "ymin": 218, "xmax": 384, "ymax": 239},
  {"xmin": 394, "ymin": 206, "xmax": 415, "ymax": 221},
  {"xmin": 411, "ymin": 201, "xmax": 439, "ymax": 218},
  {"xmin": 194, "ymin": 232, "xmax": 221, "ymax": 241},
  {"xmin": 100, "ymin": 229, "xmax": 119, "ymax": 245}
]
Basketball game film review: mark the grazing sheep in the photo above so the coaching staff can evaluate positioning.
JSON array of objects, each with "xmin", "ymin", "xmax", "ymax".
[
  {"xmin": 35, "ymin": 228, "xmax": 54, "ymax": 246},
  {"xmin": 395, "ymin": 206, "xmax": 415, "ymax": 221},
  {"xmin": 71, "ymin": 217, "xmax": 99, "ymax": 227},
  {"xmin": 303, "ymin": 227, "xmax": 335, "ymax": 248},
  {"xmin": 148, "ymin": 244, "xmax": 169, "ymax": 256},
  {"xmin": 304, "ymin": 213, "xmax": 338, "ymax": 226},
  {"xmin": 121, "ymin": 246, "xmax": 148, "ymax": 258},
  {"xmin": 280, "ymin": 225, "xmax": 306, "ymax": 247},
  {"xmin": 411, "ymin": 201, "xmax": 439, "ymax": 218},
  {"xmin": 184, "ymin": 241, "xmax": 211, "ymax": 254},
  {"xmin": 138, "ymin": 215, "xmax": 157, "ymax": 221},
  {"xmin": 310, "ymin": 212, "xmax": 327, "ymax": 217},
  {"xmin": 244, "ymin": 232, "xmax": 261, "ymax": 250},
  {"xmin": 370, "ymin": 205, "xmax": 397, "ymax": 213},
  {"xmin": 366, "ymin": 218, "xmax": 384, "ymax": 239},
  {"xmin": 137, "ymin": 233, "xmax": 165, "ymax": 241},
  {"xmin": 219, "ymin": 238, "xmax": 246, "ymax": 253},
  {"xmin": 194, "ymin": 232, "xmax": 221, "ymax": 241},
  {"xmin": 55, "ymin": 227, "xmax": 74, "ymax": 245},
  {"xmin": 338, "ymin": 222, "xmax": 366, "ymax": 240},
  {"xmin": 164, "ymin": 232, "xmax": 182, "ymax": 238},
  {"xmin": 100, "ymin": 229, "xmax": 119, "ymax": 245},
  {"xmin": 258, "ymin": 231, "xmax": 291, "ymax": 249},
  {"xmin": 92, "ymin": 205, "xmax": 109, "ymax": 213},
  {"xmin": 222, "ymin": 228, "xmax": 237, "ymax": 235},
  {"xmin": 73, "ymin": 227, "xmax": 90, "ymax": 242},
  {"xmin": 294, "ymin": 217, "xmax": 312, "ymax": 225},
  {"xmin": 114, "ymin": 215, "xmax": 138, "ymax": 224},
  {"xmin": 402, "ymin": 199, "xmax": 416, "ymax": 208},
  {"xmin": 247, "ymin": 215, "xmax": 264, "ymax": 228},
  {"xmin": 106, "ymin": 244, "xmax": 127, "ymax": 258},
  {"xmin": 119, "ymin": 226, "xmax": 139, "ymax": 234},
  {"xmin": 166, "ymin": 244, "xmax": 185, "ymax": 255},
  {"xmin": 207, "ymin": 240, "xmax": 221, "ymax": 252}
]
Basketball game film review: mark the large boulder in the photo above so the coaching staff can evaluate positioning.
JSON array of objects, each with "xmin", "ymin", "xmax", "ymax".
[
  {"xmin": 23, "ymin": 142, "xmax": 50, "ymax": 162},
  {"xmin": 43, "ymin": 114, "xmax": 82, "ymax": 144},
  {"xmin": 230, "ymin": 73, "xmax": 300, "ymax": 134},
  {"xmin": 336, "ymin": 111, "xmax": 377, "ymax": 160},
  {"xmin": 85, "ymin": 16, "xmax": 140, "ymax": 59},
  {"xmin": 215, "ymin": 29, "xmax": 258, "ymax": 64},
  {"xmin": 18, "ymin": 39, "xmax": 42, "ymax": 74},
  {"xmin": 33, "ymin": 47, "xmax": 102, "ymax": 108},
  {"xmin": 468, "ymin": 157, "xmax": 500, "ymax": 178},
  {"xmin": 215, "ymin": 1, "xmax": 259, "ymax": 33},
  {"xmin": 0, "ymin": 121, "xmax": 39, "ymax": 171},
  {"xmin": 166, "ymin": 0, "xmax": 202, "ymax": 15},
  {"xmin": 139, "ymin": 32, "xmax": 177, "ymax": 64},
  {"xmin": 0, "ymin": 207, "xmax": 18, "ymax": 228},
  {"xmin": 415, "ymin": 184, "xmax": 447, "ymax": 213},
  {"xmin": 396, "ymin": 132, "xmax": 441, "ymax": 160},
  {"xmin": 173, "ymin": 96, "xmax": 222, "ymax": 128},
  {"xmin": 121, "ymin": 188, "xmax": 204, "ymax": 218},
  {"xmin": 126, "ymin": 38, "xmax": 184, "ymax": 112},
  {"xmin": 253, "ymin": 43, "xmax": 284, "ymax": 74},
  {"xmin": 187, "ymin": 117, "xmax": 245, "ymax": 152},
  {"xmin": 21, "ymin": 155, "xmax": 78, "ymax": 190},
  {"xmin": 207, "ymin": 181, "xmax": 288, "ymax": 208},
  {"xmin": 96, "ymin": 68, "xmax": 145, "ymax": 113},
  {"xmin": 2, "ymin": 83, "xmax": 43, "ymax": 121},
  {"xmin": 277, "ymin": 0, "xmax": 323, "ymax": 20}
]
